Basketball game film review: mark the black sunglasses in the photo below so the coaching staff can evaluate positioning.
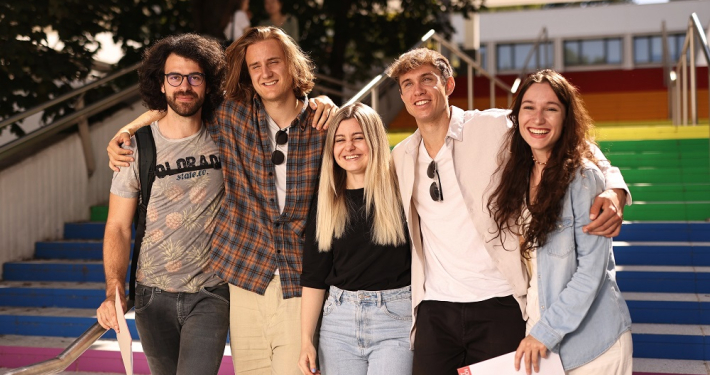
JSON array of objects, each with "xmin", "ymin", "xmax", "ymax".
[
  {"xmin": 271, "ymin": 129, "xmax": 288, "ymax": 165},
  {"xmin": 427, "ymin": 160, "xmax": 444, "ymax": 202}
]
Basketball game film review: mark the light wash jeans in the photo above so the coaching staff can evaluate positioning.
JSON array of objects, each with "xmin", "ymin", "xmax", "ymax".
[
  {"xmin": 134, "ymin": 283, "xmax": 230, "ymax": 375},
  {"xmin": 319, "ymin": 285, "xmax": 413, "ymax": 375}
]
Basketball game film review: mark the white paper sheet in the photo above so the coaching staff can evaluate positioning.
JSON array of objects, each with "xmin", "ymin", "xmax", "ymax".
[
  {"xmin": 458, "ymin": 351, "xmax": 565, "ymax": 375},
  {"xmin": 115, "ymin": 286, "xmax": 133, "ymax": 375}
]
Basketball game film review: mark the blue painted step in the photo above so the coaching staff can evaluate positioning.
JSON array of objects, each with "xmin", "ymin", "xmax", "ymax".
[
  {"xmin": 0, "ymin": 308, "xmax": 138, "ymax": 340},
  {"xmin": 3, "ymin": 261, "xmax": 128, "ymax": 283},
  {"xmin": 64, "ymin": 222, "xmax": 135, "ymax": 240},
  {"xmin": 624, "ymin": 292, "xmax": 710, "ymax": 325},
  {"xmin": 35, "ymin": 241, "xmax": 134, "ymax": 260},
  {"xmin": 615, "ymin": 222, "xmax": 710, "ymax": 242},
  {"xmin": 616, "ymin": 266, "xmax": 710, "ymax": 294},
  {"xmin": 614, "ymin": 243, "xmax": 710, "ymax": 266},
  {"xmin": 0, "ymin": 285, "xmax": 106, "ymax": 309},
  {"xmin": 631, "ymin": 323, "xmax": 710, "ymax": 361}
]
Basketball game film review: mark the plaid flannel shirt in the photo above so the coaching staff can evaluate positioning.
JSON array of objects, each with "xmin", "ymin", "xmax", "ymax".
[{"xmin": 206, "ymin": 95, "xmax": 326, "ymax": 298}]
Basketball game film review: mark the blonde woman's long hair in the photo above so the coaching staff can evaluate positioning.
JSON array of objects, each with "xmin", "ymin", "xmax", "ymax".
[{"xmin": 316, "ymin": 102, "xmax": 407, "ymax": 251}]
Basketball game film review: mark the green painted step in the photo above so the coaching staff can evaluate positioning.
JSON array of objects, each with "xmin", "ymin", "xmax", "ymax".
[
  {"xmin": 598, "ymin": 138, "xmax": 709, "ymax": 153},
  {"xmin": 629, "ymin": 184, "xmax": 710, "ymax": 202},
  {"xmin": 606, "ymin": 152, "xmax": 709, "ymax": 169},
  {"xmin": 619, "ymin": 167, "xmax": 710, "ymax": 184},
  {"xmin": 624, "ymin": 201, "xmax": 710, "ymax": 221},
  {"xmin": 90, "ymin": 206, "xmax": 108, "ymax": 222}
]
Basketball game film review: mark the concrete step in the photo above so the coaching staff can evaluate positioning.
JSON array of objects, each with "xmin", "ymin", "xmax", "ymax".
[
  {"xmin": 0, "ymin": 282, "xmax": 107, "ymax": 309},
  {"xmin": 624, "ymin": 292, "xmax": 710, "ymax": 325},
  {"xmin": 0, "ymin": 335, "xmax": 234, "ymax": 374},
  {"xmin": 632, "ymin": 323, "xmax": 710, "ymax": 361},
  {"xmin": 616, "ymin": 266, "xmax": 710, "ymax": 294},
  {"xmin": 614, "ymin": 242, "xmax": 710, "ymax": 267}
]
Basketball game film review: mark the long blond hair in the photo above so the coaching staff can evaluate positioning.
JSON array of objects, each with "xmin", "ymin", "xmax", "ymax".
[{"xmin": 316, "ymin": 103, "xmax": 406, "ymax": 251}]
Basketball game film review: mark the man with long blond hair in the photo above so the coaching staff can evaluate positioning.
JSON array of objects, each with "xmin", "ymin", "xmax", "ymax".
[
  {"xmin": 386, "ymin": 48, "xmax": 631, "ymax": 374},
  {"xmin": 108, "ymin": 27, "xmax": 335, "ymax": 375}
]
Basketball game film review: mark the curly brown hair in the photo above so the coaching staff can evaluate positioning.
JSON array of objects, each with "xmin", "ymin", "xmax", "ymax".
[
  {"xmin": 385, "ymin": 48, "xmax": 453, "ymax": 88},
  {"xmin": 224, "ymin": 26, "xmax": 315, "ymax": 102},
  {"xmin": 487, "ymin": 69, "xmax": 597, "ymax": 259},
  {"xmin": 138, "ymin": 33, "xmax": 226, "ymax": 120}
]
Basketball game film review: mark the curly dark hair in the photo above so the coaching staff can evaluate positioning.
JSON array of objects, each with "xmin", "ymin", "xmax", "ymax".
[
  {"xmin": 487, "ymin": 69, "xmax": 597, "ymax": 259},
  {"xmin": 138, "ymin": 33, "xmax": 226, "ymax": 120},
  {"xmin": 224, "ymin": 26, "xmax": 315, "ymax": 102}
]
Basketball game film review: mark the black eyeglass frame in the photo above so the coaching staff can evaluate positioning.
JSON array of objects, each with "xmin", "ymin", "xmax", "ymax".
[
  {"xmin": 164, "ymin": 73, "xmax": 206, "ymax": 87},
  {"xmin": 427, "ymin": 160, "xmax": 444, "ymax": 202}
]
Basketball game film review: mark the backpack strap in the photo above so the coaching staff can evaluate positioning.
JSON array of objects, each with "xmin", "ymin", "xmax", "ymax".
[{"xmin": 130, "ymin": 126, "xmax": 157, "ymax": 301}]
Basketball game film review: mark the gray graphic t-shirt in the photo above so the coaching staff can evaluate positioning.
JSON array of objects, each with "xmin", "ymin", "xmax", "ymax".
[{"xmin": 110, "ymin": 122, "xmax": 224, "ymax": 292}]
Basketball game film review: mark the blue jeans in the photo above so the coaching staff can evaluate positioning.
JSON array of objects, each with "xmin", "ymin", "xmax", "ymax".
[
  {"xmin": 319, "ymin": 285, "xmax": 413, "ymax": 375},
  {"xmin": 134, "ymin": 283, "xmax": 230, "ymax": 375}
]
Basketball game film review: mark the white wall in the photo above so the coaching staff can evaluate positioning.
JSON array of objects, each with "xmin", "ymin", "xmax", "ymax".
[{"xmin": 0, "ymin": 102, "xmax": 145, "ymax": 278}]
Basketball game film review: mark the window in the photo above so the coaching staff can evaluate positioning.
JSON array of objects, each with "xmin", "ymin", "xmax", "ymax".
[
  {"xmin": 496, "ymin": 42, "xmax": 553, "ymax": 71},
  {"xmin": 564, "ymin": 38, "xmax": 623, "ymax": 66},
  {"xmin": 634, "ymin": 34, "xmax": 686, "ymax": 64}
]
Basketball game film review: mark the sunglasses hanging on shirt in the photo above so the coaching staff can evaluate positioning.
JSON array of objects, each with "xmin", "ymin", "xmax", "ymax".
[
  {"xmin": 271, "ymin": 129, "xmax": 288, "ymax": 165},
  {"xmin": 427, "ymin": 160, "xmax": 444, "ymax": 202}
]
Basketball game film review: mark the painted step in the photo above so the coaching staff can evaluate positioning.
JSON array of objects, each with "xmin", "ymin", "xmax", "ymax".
[
  {"xmin": 64, "ymin": 223, "xmax": 135, "ymax": 240},
  {"xmin": 35, "ymin": 241, "xmax": 133, "ymax": 260},
  {"xmin": 599, "ymin": 138, "xmax": 709, "ymax": 153},
  {"xmin": 0, "ymin": 307, "xmax": 137, "ymax": 340},
  {"xmin": 615, "ymin": 223, "xmax": 710, "ymax": 243},
  {"xmin": 632, "ymin": 357, "xmax": 710, "ymax": 375},
  {"xmin": 613, "ymin": 242, "xmax": 710, "ymax": 267},
  {"xmin": 3, "ymin": 260, "xmax": 127, "ymax": 283},
  {"xmin": 619, "ymin": 168, "xmax": 710, "ymax": 184},
  {"xmin": 628, "ymin": 183, "xmax": 710, "ymax": 202},
  {"xmin": 632, "ymin": 323, "xmax": 710, "ymax": 361},
  {"xmin": 607, "ymin": 151, "xmax": 710, "ymax": 169},
  {"xmin": 624, "ymin": 292, "xmax": 710, "ymax": 325},
  {"xmin": 90, "ymin": 206, "xmax": 108, "ymax": 222},
  {"xmin": 623, "ymin": 202, "xmax": 710, "ymax": 221},
  {"xmin": 0, "ymin": 282, "xmax": 107, "ymax": 309},
  {"xmin": 616, "ymin": 266, "xmax": 710, "ymax": 294},
  {"xmin": 0, "ymin": 335, "xmax": 234, "ymax": 374}
]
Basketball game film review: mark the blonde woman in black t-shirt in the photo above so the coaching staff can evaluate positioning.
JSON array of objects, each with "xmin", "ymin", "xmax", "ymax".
[{"xmin": 299, "ymin": 103, "xmax": 412, "ymax": 375}]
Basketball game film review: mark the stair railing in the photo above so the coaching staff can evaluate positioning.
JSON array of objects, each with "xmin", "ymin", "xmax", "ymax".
[
  {"xmin": 510, "ymin": 27, "xmax": 551, "ymax": 94},
  {"xmin": 4, "ymin": 302, "xmax": 133, "ymax": 375},
  {"xmin": 668, "ymin": 12, "xmax": 710, "ymax": 127},
  {"xmin": 346, "ymin": 29, "xmax": 513, "ymax": 112},
  {"xmin": 667, "ymin": 12, "xmax": 710, "ymax": 171}
]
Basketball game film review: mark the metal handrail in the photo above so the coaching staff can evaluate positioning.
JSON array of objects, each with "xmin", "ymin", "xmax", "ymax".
[
  {"xmin": 5, "ymin": 301, "xmax": 133, "ymax": 375},
  {"xmin": 345, "ymin": 30, "xmax": 513, "ymax": 112},
  {"xmin": 0, "ymin": 84, "xmax": 140, "ymax": 162},
  {"xmin": 0, "ymin": 62, "xmax": 141, "ymax": 132},
  {"xmin": 669, "ymin": 13, "xmax": 710, "ymax": 126}
]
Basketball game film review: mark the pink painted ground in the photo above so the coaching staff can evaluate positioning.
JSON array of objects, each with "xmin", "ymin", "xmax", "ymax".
[{"xmin": 0, "ymin": 345, "xmax": 234, "ymax": 374}]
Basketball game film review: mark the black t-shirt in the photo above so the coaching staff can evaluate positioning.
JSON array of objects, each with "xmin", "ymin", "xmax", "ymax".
[{"xmin": 300, "ymin": 188, "xmax": 411, "ymax": 291}]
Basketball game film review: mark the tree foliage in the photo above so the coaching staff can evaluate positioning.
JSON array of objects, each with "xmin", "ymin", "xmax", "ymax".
[{"xmin": 1, "ymin": 0, "xmax": 477, "ymax": 135}]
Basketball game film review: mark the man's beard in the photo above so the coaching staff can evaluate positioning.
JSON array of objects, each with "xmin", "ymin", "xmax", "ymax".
[{"xmin": 166, "ymin": 90, "xmax": 205, "ymax": 117}]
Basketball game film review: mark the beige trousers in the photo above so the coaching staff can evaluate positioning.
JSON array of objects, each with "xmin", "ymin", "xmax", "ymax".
[
  {"xmin": 229, "ymin": 276, "xmax": 302, "ymax": 375},
  {"xmin": 567, "ymin": 331, "xmax": 633, "ymax": 375}
]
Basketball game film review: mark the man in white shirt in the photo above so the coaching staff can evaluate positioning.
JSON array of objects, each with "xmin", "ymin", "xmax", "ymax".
[{"xmin": 387, "ymin": 48, "xmax": 630, "ymax": 374}]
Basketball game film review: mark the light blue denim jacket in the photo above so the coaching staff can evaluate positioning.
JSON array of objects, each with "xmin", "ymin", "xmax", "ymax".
[{"xmin": 529, "ymin": 161, "xmax": 632, "ymax": 370}]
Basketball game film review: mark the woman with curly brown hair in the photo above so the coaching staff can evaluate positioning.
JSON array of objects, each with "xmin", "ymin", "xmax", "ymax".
[{"xmin": 488, "ymin": 70, "xmax": 632, "ymax": 375}]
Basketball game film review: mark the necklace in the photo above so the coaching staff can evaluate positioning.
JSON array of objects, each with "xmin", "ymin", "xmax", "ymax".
[{"xmin": 532, "ymin": 155, "xmax": 547, "ymax": 166}]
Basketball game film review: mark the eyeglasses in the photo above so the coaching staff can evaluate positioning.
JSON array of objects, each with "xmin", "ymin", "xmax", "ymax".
[
  {"xmin": 164, "ymin": 73, "xmax": 206, "ymax": 87},
  {"xmin": 427, "ymin": 160, "xmax": 444, "ymax": 202},
  {"xmin": 271, "ymin": 129, "xmax": 288, "ymax": 165}
]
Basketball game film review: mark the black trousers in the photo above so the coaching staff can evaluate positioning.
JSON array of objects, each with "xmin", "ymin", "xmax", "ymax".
[{"xmin": 412, "ymin": 296, "xmax": 526, "ymax": 375}]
